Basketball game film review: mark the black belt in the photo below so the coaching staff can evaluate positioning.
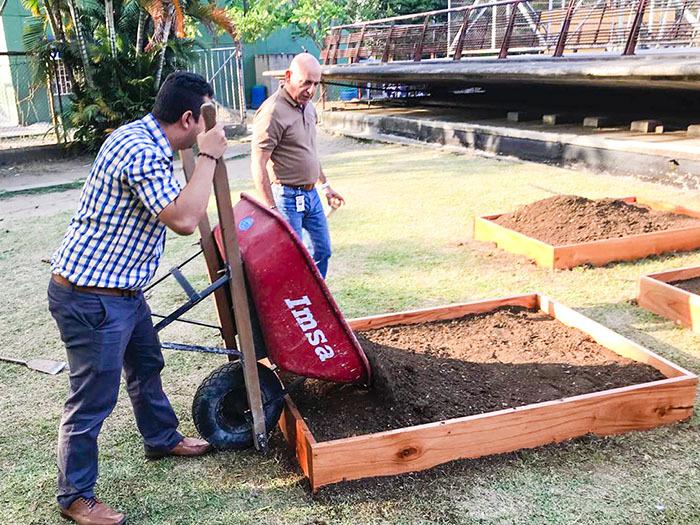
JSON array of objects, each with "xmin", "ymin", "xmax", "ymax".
[
  {"xmin": 52, "ymin": 274, "xmax": 140, "ymax": 298},
  {"xmin": 278, "ymin": 183, "xmax": 315, "ymax": 191}
]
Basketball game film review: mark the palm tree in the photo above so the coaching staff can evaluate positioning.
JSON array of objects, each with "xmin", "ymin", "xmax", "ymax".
[
  {"xmin": 22, "ymin": 0, "xmax": 242, "ymax": 148},
  {"xmin": 25, "ymin": 0, "xmax": 241, "ymax": 89},
  {"xmin": 105, "ymin": 0, "xmax": 117, "ymax": 56},
  {"xmin": 64, "ymin": 0, "xmax": 94, "ymax": 87},
  {"xmin": 147, "ymin": 0, "xmax": 239, "ymax": 89}
]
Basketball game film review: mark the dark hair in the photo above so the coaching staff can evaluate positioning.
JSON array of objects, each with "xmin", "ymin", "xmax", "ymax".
[{"xmin": 152, "ymin": 71, "xmax": 214, "ymax": 124}]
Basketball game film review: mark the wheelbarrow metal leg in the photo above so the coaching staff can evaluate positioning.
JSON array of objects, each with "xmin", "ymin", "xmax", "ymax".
[
  {"xmin": 152, "ymin": 272, "xmax": 230, "ymax": 332},
  {"xmin": 160, "ymin": 341, "xmax": 242, "ymax": 358}
]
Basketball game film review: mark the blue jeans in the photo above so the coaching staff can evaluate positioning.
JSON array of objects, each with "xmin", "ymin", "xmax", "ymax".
[
  {"xmin": 272, "ymin": 184, "xmax": 332, "ymax": 278},
  {"xmin": 48, "ymin": 279, "xmax": 182, "ymax": 509}
]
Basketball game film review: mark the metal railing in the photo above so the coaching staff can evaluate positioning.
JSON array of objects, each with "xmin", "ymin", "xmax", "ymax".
[
  {"xmin": 190, "ymin": 46, "xmax": 246, "ymax": 123},
  {"xmin": 321, "ymin": 0, "xmax": 700, "ymax": 64}
]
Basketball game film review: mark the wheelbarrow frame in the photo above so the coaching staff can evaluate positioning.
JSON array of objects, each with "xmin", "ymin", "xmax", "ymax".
[{"xmin": 147, "ymin": 104, "xmax": 269, "ymax": 452}]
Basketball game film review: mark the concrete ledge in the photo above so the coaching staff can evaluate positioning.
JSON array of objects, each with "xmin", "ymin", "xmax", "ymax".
[
  {"xmin": 321, "ymin": 110, "xmax": 700, "ymax": 187},
  {"xmin": 631, "ymin": 120, "xmax": 663, "ymax": 133},
  {"xmin": 0, "ymin": 144, "xmax": 75, "ymax": 166}
]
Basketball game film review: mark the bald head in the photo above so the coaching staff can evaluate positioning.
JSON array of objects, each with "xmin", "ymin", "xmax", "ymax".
[
  {"xmin": 290, "ymin": 53, "xmax": 321, "ymax": 77},
  {"xmin": 284, "ymin": 53, "xmax": 322, "ymax": 106}
]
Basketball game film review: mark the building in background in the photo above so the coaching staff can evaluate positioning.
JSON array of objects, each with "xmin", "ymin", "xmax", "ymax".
[{"xmin": 0, "ymin": 0, "xmax": 56, "ymax": 125}]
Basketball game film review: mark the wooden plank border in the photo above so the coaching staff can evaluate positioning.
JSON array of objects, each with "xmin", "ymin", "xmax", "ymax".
[
  {"xmin": 473, "ymin": 197, "xmax": 700, "ymax": 269},
  {"xmin": 638, "ymin": 264, "xmax": 700, "ymax": 332},
  {"xmin": 279, "ymin": 294, "xmax": 697, "ymax": 492}
]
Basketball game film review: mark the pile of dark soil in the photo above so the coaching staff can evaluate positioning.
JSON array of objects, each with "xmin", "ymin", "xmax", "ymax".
[
  {"xmin": 492, "ymin": 195, "xmax": 700, "ymax": 245},
  {"xmin": 670, "ymin": 277, "xmax": 700, "ymax": 295},
  {"xmin": 290, "ymin": 307, "xmax": 664, "ymax": 442}
]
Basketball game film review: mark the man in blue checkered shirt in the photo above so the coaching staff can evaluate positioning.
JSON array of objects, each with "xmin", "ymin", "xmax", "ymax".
[{"xmin": 48, "ymin": 72, "xmax": 227, "ymax": 525}]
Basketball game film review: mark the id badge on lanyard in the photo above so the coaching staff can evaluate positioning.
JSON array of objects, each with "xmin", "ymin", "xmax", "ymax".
[{"xmin": 295, "ymin": 195, "xmax": 305, "ymax": 212}]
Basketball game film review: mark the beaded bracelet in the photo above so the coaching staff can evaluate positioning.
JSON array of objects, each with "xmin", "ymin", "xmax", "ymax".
[{"xmin": 198, "ymin": 152, "xmax": 218, "ymax": 161}]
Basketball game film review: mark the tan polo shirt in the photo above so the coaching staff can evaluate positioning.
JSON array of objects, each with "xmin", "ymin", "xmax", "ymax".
[{"xmin": 252, "ymin": 86, "xmax": 320, "ymax": 186}]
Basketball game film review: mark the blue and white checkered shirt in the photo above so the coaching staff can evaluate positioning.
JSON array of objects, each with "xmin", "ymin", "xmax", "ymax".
[{"xmin": 51, "ymin": 113, "xmax": 182, "ymax": 290}]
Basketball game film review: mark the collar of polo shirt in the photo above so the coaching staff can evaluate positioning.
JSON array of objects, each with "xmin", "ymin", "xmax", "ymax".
[{"xmin": 280, "ymin": 85, "xmax": 304, "ymax": 109}]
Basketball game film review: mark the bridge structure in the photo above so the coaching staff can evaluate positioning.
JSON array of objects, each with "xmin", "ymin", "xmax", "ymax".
[
  {"xmin": 319, "ymin": 0, "xmax": 700, "ymax": 90},
  {"xmin": 299, "ymin": 0, "xmax": 700, "ymax": 182}
]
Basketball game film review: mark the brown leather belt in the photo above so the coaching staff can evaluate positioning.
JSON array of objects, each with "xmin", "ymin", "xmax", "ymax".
[
  {"xmin": 52, "ymin": 274, "xmax": 140, "ymax": 298},
  {"xmin": 279, "ymin": 183, "xmax": 315, "ymax": 191}
]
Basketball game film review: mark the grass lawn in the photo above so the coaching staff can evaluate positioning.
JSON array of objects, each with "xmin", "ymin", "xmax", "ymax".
[{"xmin": 1, "ymin": 135, "xmax": 699, "ymax": 524}]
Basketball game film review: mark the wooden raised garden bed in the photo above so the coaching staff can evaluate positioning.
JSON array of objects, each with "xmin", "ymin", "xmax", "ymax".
[
  {"xmin": 278, "ymin": 293, "xmax": 697, "ymax": 492},
  {"xmin": 473, "ymin": 196, "xmax": 700, "ymax": 269},
  {"xmin": 638, "ymin": 265, "xmax": 700, "ymax": 332}
]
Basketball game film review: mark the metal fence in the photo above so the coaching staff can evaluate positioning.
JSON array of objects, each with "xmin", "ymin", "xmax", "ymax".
[
  {"xmin": 190, "ymin": 46, "xmax": 246, "ymax": 123},
  {"xmin": 1, "ymin": 46, "xmax": 246, "ymax": 148}
]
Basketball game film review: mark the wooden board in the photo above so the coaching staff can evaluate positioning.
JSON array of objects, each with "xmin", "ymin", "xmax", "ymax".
[
  {"xmin": 638, "ymin": 264, "xmax": 700, "ymax": 333},
  {"xmin": 473, "ymin": 216, "xmax": 555, "ymax": 267},
  {"xmin": 474, "ymin": 197, "xmax": 700, "ymax": 269},
  {"xmin": 200, "ymin": 105, "xmax": 268, "ymax": 451},
  {"xmin": 347, "ymin": 294, "xmax": 539, "ymax": 331},
  {"xmin": 178, "ymin": 148, "xmax": 238, "ymax": 351},
  {"xmin": 279, "ymin": 294, "xmax": 697, "ymax": 492}
]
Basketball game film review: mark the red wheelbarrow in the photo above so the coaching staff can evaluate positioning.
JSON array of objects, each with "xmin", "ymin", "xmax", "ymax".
[
  {"xmin": 201, "ymin": 195, "xmax": 371, "ymax": 448},
  {"xmin": 218, "ymin": 195, "xmax": 370, "ymax": 384},
  {"xmin": 150, "ymin": 194, "xmax": 371, "ymax": 450},
  {"xmin": 148, "ymin": 105, "xmax": 370, "ymax": 451}
]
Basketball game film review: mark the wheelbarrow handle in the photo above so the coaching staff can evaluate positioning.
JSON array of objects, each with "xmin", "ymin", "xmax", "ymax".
[{"xmin": 201, "ymin": 103, "xmax": 217, "ymax": 132}]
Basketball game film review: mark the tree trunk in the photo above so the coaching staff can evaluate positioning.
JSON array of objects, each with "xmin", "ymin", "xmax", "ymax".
[
  {"xmin": 43, "ymin": 0, "xmax": 62, "ymax": 41},
  {"xmin": 46, "ymin": 69, "xmax": 61, "ymax": 144},
  {"xmin": 52, "ymin": 4, "xmax": 78, "ymax": 92},
  {"xmin": 43, "ymin": 0, "xmax": 74, "ymax": 81},
  {"xmin": 154, "ymin": 8, "xmax": 174, "ymax": 89},
  {"xmin": 105, "ymin": 0, "xmax": 117, "ymax": 57},
  {"xmin": 235, "ymin": 40, "xmax": 246, "ymax": 123},
  {"xmin": 135, "ymin": 8, "xmax": 147, "ymax": 55},
  {"xmin": 65, "ymin": 0, "xmax": 94, "ymax": 88}
]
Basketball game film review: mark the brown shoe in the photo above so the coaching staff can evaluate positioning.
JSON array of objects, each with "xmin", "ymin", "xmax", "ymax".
[
  {"xmin": 145, "ymin": 437, "xmax": 212, "ymax": 459},
  {"xmin": 59, "ymin": 497, "xmax": 125, "ymax": 525}
]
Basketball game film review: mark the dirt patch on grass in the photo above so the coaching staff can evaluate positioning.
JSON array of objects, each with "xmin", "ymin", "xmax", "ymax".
[
  {"xmin": 291, "ymin": 307, "xmax": 664, "ymax": 442},
  {"xmin": 492, "ymin": 195, "xmax": 700, "ymax": 245},
  {"xmin": 670, "ymin": 276, "xmax": 700, "ymax": 295}
]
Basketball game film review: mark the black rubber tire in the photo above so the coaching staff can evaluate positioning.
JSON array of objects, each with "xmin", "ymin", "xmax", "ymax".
[{"xmin": 192, "ymin": 362, "xmax": 284, "ymax": 450}]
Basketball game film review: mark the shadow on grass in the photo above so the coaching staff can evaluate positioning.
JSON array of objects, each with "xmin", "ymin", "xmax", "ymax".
[
  {"xmin": 298, "ymin": 418, "xmax": 700, "ymax": 505},
  {"xmin": 576, "ymin": 302, "xmax": 700, "ymax": 374}
]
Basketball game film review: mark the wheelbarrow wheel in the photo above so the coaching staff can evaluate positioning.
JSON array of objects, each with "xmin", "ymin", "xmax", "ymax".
[{"xmin": 192, "ymin": 361, "xmax": 284, "ymax": 450}]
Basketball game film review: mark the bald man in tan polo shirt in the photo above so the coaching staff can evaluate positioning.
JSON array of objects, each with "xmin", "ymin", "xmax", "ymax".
[{"xmin": 251, "ymin": 53, "xmax": 343, "ymax": 278}]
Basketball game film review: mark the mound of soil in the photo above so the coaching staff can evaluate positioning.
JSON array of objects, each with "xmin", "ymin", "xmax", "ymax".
[
  {"xmin": 670, "ymin": 277, "xmax": 700, "ymax": 295},
  {"xmin": 492, "ymin": 195, "xmax": 700, "ymax": 245},
  {"xmin": 290, "ymin": 307, "xmax": 664, "ymax": 442}
]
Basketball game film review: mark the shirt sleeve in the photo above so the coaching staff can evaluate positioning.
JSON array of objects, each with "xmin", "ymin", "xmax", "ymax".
[
  {"xmin": 125, "ymin": 149, "xmax": 181, "ymax": 217},
  {"xmin": 252, "ymin": 106, "xmax": 284, "ymax": 151}
]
